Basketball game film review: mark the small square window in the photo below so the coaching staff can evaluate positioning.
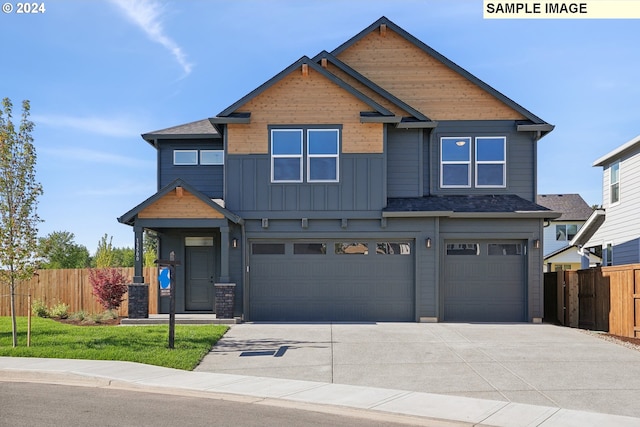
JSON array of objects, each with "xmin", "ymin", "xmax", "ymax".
[
  {"xmin": 174, "ymin": 150, "xmax": 198, "ymax": 165},
  {"xmin": 294, "ymin": 243, "xmax": 326, "ymax": 254}
]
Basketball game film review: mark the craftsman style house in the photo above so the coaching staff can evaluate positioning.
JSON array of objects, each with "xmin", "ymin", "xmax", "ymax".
[{"xmin": 119, "ymin": 17, "xmax": 557, "ymax": 323}]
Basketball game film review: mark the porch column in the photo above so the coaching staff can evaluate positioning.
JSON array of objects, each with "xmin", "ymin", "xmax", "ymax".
[
  {"xmin": 219, "ymin": 225, "xmax": 231, "ymax": 283},
  {"xmin": 133, "ymin": 225, "xmax": 144, "ymax": 283}
]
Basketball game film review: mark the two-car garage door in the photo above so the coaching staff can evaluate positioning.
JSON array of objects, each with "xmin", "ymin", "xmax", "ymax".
[{"xmin": 249, "ymin": 240, "xmax": 414, "ymax": 321}]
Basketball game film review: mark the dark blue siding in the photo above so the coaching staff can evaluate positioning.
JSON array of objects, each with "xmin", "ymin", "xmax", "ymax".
[{"xmin": 158, "ymin": 139, "xmax": 224, "ymax": 199}]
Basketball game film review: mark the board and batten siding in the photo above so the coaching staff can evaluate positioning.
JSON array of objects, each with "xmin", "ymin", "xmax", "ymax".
[
  {"xmin": 387, "ymin": 127, "xmax": 422, "ymax": 198},
  {"xmin": 226, "ymin": 68, "xmax": 383, "ymax": 155},
  {"xmin": 335, "ymin": 28, "xmax": 526, "ymax": 121},
  {"xmin": 587, "ymin": 149, "xmax": 640, "ymax": 265},
  {"xmin": 225, "ymin": 154, "xmax": 385, "ymax": 214},
  {"xmin": 158, "ymin": 140, "xmax": 224, "ymax": 199}
]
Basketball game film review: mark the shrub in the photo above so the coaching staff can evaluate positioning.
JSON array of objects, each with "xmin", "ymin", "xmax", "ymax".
[
  {"xmin": 50, "ymin": 302, "xmax": 70, "ymax": 319},
  {"xmin": 88, "ymin": 268, "xmax": 129, "ymax": 310},
  {"xmin": 32, "ymin": 299, "xmax": 49, "ymax": 318},
  {"xmin": 69, "ymin": 310, "xmax": 88, "ymax": 322}
]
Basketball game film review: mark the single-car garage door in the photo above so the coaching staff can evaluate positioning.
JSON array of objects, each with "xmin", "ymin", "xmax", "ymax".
[
  {"xmin": 249, "ymin": 240, "xmax": 414, "ymax": 321},
  {"xmin": 443, "ymin": 240, "xmax": 526, "ymax": 322}
]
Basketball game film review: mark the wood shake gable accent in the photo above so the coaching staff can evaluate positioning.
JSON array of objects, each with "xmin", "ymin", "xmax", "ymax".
[
  {"xmin": 138, "ymin": 188, "xmax": 224, "ymax": 219},
  {"xmin": 218, "ymin": 57, "xmax": 394, "ymax": 155},
  {"xmin": 118, "ymin": 179, "xmax": 242, "ymax": 226},
  {"xmin": 332, "ymin": 17, "xmax": 541, "ymax": 122}
]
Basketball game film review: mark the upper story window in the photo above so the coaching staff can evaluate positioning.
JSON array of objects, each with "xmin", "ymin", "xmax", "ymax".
[
  {"xmin": 201, "ymin": 150, "xmax": 224, "ymax": 165},
  {"xmin": 476, "ymin": 137, "xmax": 506, "ymax": 187},
  {"xmin": 610, "ymin": 161, "xmax": 620, "ymax": 204},
  {"xmin": 440, "ymin": 136, "xmax": 506, "ymax": 188},
  {"xmin": 271, "ymin": 127, "xmax": 340, "ymax": 183},
  {"xmin": 174, "ymin": 150, "xmax": 198, "ymax": 165},
  {"xmin": 441, "ymin": 137, "xmax": 471, "ymax": 187},
  {"xmin": 174, "ymin": 149, "xmax": 224, "ymax": 166}
]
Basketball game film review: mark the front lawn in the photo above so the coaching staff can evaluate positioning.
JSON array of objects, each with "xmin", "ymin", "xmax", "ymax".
[{"xmin": 0, "ymin": 317, "xmax": 228, "ymax": 370}]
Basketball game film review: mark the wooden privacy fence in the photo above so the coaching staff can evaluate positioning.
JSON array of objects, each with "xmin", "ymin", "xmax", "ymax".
[
  {"xmin": 544, "ymin": 264, "xmax": 640, "ymax": 339},
  {"xmin": 0, "ymin": 267, "xmax": 159, "ymax": 317}
]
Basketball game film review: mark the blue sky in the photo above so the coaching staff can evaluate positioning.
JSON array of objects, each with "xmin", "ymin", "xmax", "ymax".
[{"xmin": 1, "ymin": 0, "xmax": 638, "ymax": 253}]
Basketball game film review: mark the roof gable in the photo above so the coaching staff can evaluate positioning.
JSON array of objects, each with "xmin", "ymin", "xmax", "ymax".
[
  {"xmin": 217, "ymin": 56, "xmax": 394, "ymax": 119},
  {"xmin": 332, "ymin": 17, "xmax": 549, "ymax": 126},
  {"xmin": 118, "ymin": 179, "xmax": 242, "ymax": 225}
]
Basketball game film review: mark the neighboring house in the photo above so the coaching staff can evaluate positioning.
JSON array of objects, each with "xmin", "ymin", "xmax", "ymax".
[
  {"xmin": 119, "ymin": 17, "xmax": 558, "ymax": 323},
  {"xmin": 572, "ymin": 134, "xmax": 640, "ymax": 267},
  {"xmin": 536, "ymin": 194, "xmax": 599, "ymax": 271}
]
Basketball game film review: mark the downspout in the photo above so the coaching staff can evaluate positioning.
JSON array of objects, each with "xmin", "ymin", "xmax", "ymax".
[{"xmin": 241, "ymin": 220, "xmax": 247, "ymax": 321}]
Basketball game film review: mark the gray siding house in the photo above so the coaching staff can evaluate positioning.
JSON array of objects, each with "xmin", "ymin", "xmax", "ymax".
[
  {"xmin": 119, "ymin": 17, "xmax": 557, "ymax": 323},
  {"xmin": 572, "ymin": 134, "xmax": 640, "ymax": 266}
]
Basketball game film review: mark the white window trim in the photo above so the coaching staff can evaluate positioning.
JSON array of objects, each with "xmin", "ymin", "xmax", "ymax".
[
  {"xmin": 307, "ymin": 129, "xmax": 339, "ymax": 183},
  {"xmin": 440, "ymin": 137, "xmax": 471, "ymax": 188},
  {"xmin": 200, "ymin": 150, "xmax": 224, "ymax": 165},
  {"xmin": 173, "ymin": 149, "xmax": 198, "ymax": 165},
  {"xmin": 271, "ymin": 129, "xmax": 303, "ymax": 183},
  {"xmin": 475, "ymin": 136, "xmax": 506, "ymax": 188},
  {"xmin": 609, "ymin": 161, "xmax": 620, "ymax": 206}
]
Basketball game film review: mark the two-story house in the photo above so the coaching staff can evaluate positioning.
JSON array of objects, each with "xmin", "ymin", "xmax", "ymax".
[
  {"xmin": 119, "ymin": 17, "xmax": 557, "ymax": 323},
  {"xmin": 536, "ymin": 194, "xmax": 598, "ymax": 271},
  {"xmin": 572, "ymin": 134, "xmax": 640, "ymax": 266}
]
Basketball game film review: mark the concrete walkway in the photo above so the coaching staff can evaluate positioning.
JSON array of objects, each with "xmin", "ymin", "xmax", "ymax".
[{"xmin": 2, "ymin": 323, "xmax": 640, "ymax": 426}]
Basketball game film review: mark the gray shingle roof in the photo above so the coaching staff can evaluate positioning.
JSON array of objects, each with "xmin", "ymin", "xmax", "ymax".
[
  {"xmin": 536, "ymin": 194, "xmax": 593, "ymax": 221},
  {"xmin": 384, "ymin": 195, "xmax": 551, "ymax": 213},
  {"xmin": 142, "ymin": 119, "xmax": 219, "ymax": 140}
]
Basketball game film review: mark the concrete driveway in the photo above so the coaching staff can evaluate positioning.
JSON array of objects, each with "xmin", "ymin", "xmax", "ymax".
[{"xmin": 195, "ymin": 323, "xmax": 640, "ymax": 419}]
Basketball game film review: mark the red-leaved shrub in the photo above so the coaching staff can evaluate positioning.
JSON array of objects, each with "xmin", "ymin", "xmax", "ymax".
[{"xmin": 88, "ymin": 268, "xmax": 129, "ymax": 310}]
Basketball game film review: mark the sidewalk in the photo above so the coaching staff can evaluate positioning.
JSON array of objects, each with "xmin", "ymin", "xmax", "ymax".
[{"xmin": 2, "ymin": 356, "xmax": 640, "ymax": 427}]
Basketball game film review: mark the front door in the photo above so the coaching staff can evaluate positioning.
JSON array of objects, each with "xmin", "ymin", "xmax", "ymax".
[{"xmin": 185, "ymin": 245, "xmax": 215, "ymax": 311}]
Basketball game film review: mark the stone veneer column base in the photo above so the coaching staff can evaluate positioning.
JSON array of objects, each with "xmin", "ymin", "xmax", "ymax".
[
  {"xmin": 214, "ymin": 283, "xmax": 236, "ymax": 319},
  {"xmin": 127, "ymin": 283, "xmax": 149, "ymax": 319}
]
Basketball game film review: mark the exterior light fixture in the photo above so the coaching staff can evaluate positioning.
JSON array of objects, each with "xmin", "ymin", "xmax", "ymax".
[
  {"xmin": 534, "ymin": 239, "xmax": 540, "ymax": 249},
  {"xmin": 232, "ymin": 238, "xmax": 238, "ymax": 248},
  {"xmin": 426, "ymin": 238, "xmax": 432, "ymax": 248}
]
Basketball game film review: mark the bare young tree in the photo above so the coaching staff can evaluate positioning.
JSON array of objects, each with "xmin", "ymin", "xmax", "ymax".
[{"xmin": 0, "ymin": 98, "xmax": 43, "ymax": 347}]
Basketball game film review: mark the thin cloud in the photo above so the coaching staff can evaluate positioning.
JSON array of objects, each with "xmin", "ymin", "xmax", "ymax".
[
  {"xmin": 110, "ymin": 0, "xmax": 193, "ymax": 76},
  {"xmin": 33, "ymin": 113, "xmax": 142, "ymax": 138}
]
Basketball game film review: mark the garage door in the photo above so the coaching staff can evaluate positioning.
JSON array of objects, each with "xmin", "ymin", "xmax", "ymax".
[
  {"xmin": 249, "ymin": 240, "xmax": 414, "ymax": 321},
  {"xmin": 443, "ymin": 240, "xmax": 526, "ymax": 322}
]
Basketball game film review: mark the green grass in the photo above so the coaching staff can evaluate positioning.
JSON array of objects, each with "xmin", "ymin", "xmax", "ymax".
[{"xmin": 0, "ymin": 317, "xmax": 228, "ymax": 370}]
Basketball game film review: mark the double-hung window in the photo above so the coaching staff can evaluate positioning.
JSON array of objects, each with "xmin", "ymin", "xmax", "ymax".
[
  {"xmin": 271, "ymin": 129, "xmax": 303, "ymax": 182},
  {"xmin": 610, "ymin": 161, "xmax": 620, "ymax": 204},
  {"xmin": 441, "ymin": 137, "xmax": 471, "ymax": 187},
  {"xmin": 440, "ymin": 136, "xmax": 506, "ymax": 188},
  {"xmin": 476, "ymin": 137, "xmax": 506, "ymax": 187},
  {"xmin": 271, "ymin": 127, "xmax": 339, "ymax": 183},
  {"xmin": 307, "ymin": 129, "xmax": 339, "ymax": 182}
]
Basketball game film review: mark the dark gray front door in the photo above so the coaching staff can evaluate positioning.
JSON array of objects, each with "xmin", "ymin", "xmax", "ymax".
[{"xmin": 185, "ymin": 246, "xmax": 215, "ymax": 311}]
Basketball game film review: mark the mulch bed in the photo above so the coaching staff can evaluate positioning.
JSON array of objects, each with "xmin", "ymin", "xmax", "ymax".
[{"xmin": 54, "ymin": 317, "xmax": 124, "ymax": 326}]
